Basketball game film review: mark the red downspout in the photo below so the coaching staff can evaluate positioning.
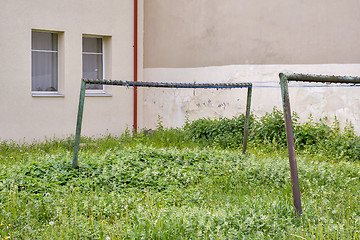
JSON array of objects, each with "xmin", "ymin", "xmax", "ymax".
[{"xmin": 133, "ymin": 0, "xmax": 138, "ymax": 133}]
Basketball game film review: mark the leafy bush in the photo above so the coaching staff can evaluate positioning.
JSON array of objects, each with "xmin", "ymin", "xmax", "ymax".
[
  {"xmin": 252, "ymin": 108, "xmax": 287, "ymax": 146},
  {"xmin": 183, "ymin": 108, "xmax": 360, "ymax": 161},
  {"xmin": 184, "ymin": 114, "xmax": 256, "ymax": 149},
  {"xmin": 183, "ymin": 108, "xmax": 289, "ymax": 148},
  {"xmin": 293, "ymin": 116, "xmax": 333, "ymax": 149}
]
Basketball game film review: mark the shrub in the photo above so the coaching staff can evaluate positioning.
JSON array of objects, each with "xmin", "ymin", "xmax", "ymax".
[
  {"xmin": 184, "ymin": 114, "xmax": 256, "ymax": 149},
  {"xmin": 252, "ymin": 108, "xmax": 287, "ymax": 146},
  {"xmin": 182, "ymin": 108, "xmax": 360, "ymax": 161}
]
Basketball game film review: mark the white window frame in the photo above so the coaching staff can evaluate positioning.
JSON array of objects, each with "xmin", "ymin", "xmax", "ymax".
[
  {"xmin": 82, "ymin": 36, "xmax": 106, "ymax": 95},
  {"xmin": 31, "ymin": 30, "xmax": 61, "ymax": 96}
]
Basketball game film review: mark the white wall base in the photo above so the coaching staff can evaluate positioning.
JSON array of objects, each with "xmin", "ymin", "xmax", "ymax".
[{"xmin": 143, "ymin": 64, "xmax": 360, "ymax": 133}]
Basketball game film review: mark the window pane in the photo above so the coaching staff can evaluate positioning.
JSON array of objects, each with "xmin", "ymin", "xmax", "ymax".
[
  {"xmin": 32, "ymin": 52, "xmax": 58, "ymax": 91},
  {"xmin": 83, "ymin": 54, "xmax": 103, "ymax": 90},
  {"xmin": 32, "ymin": 32, "xmax": 58, "ymax": 51},
  {"xmin": 83, "ymin": 37, "xmax": 102, "ymax": 53},
  {"xmin": 31, "ymin": 31, "xmax": 58, "ymax": 92},
  {"xmin": 82, "ymin": 54, "xmax": 103, "ymax": 79},
  {"xmin": 83, "ymin": 37, "xmax": 103, "ymax": 90}
]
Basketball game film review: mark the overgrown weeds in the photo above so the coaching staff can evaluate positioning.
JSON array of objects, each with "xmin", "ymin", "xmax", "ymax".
[
  {"xmin": 1, "ymin": 109, "xmax": 360, "ymax": 239},
  {"xmin": 184, "ymin": 108, "xmax": 360, "ymax": 161},
  {"xmin": 2, "ymin": 108, "xmax": 359, "ymax": 162},
  {"xmin": 1, "ymin": 146, "xmax": 359, "ymax": 239}
]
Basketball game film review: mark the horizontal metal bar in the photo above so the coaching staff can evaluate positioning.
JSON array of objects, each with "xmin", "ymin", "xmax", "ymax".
[
  {"xmin": 250, "ymin": 85, "xmax": 360, "ymax": 88},
  {"xmin": 280, "ymin": 73, "xmax": 360, "ymax": 84},
  {"xmin": 82, "ymin": 79, "xmax": 252, "ymax": 89}
]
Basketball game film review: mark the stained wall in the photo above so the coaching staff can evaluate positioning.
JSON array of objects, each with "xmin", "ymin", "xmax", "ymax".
[
  {"xmin": 0, "ymin": 0, "xmax": 143, "ymax": 141},
  {"xmin": 143, "ymin": 0, "xmax": 360, "ymax": 131}
]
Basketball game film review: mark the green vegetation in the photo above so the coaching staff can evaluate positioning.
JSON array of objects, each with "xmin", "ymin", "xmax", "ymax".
[
  {"xmin": 0, "ymin": 109, "xmax": 360, "ymax": 239},
  {"xmin": 185, "ymin": 108, "xmax": 360, "ymax": 161}
]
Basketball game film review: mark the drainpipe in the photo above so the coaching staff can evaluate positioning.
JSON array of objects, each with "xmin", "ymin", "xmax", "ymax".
[{"xmin": 133, "ymin": 0, "xmax": 138, "ymax": 133}]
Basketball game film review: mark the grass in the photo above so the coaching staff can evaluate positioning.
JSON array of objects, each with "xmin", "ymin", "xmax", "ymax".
[
  {"xmin": 0, "ymin": 143, "xmax": 359, "ymax": 239},
  {"xmin": 1, "ymin": 110, "xmax": 360, "ymax": 239}
]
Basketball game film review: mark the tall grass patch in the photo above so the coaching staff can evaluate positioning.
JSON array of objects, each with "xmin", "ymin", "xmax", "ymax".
[
  {"xmin": 1, "ymin": 109, "xmax": 360, "ymax": 238},
  {"xmin": 0, "ymin": 144, "xmax": 360, "ymax": 238}
]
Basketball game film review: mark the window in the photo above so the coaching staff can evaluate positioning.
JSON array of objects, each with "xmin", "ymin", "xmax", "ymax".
[
  {"xmin": 82, "ymin": 37, "xmax": 104, "ymax": 91},
  {"xmin": 31, "ymin": 31, "xmax": 58, "ymax": 92}
]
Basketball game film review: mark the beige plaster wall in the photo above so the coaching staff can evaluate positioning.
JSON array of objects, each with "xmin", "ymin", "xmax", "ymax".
[
  {"xmin": 0, "ymin": 0, "xmax": 143, "ymax": 142},
  {"xmin": 143, "ymin": 65, "xmax": 360, "ymax": 133},
  {"xmin": 144, "ymin": 0, "xmax": 360, "ymax": 68}
]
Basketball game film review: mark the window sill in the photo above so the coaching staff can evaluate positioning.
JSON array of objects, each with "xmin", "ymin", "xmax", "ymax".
[
  {"xmin": 32, "ymin": 92, "xmax": 65, "ymax": 97},
  {"xmin": 85, "ymin": 92, "xmax": 112, "ymax": 97}
]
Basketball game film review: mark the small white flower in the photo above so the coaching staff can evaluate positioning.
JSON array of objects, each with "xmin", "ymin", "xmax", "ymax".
[
  {"xmin": 49, "ymin": 221, "xmax": 55, "ymax": 226},
  {"xmin": 106, "ymin": 236, "xmax": 111, "ymax": 240}
]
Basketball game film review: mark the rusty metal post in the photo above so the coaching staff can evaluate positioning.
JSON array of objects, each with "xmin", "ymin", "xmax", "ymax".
[
  {"xmin": 72, "ymin": 80, "xmax": 86, "ymax": 169},
  {"xmin": 279, "ymin": 73, "xmax": 302, "ymax": 216},
  {"xmin": 72, "ymin": 79, "xmax": 252, "ymax": 168},
  {"xmin": 242, "ymin": 87, "xmax": 252, "ymax": 154}
]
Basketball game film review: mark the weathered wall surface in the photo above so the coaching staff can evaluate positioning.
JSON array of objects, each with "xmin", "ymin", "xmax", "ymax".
[
  {"xmin": 143, "ymin": 0, "xmax": 360, "ymax": 132},
  {"xmin": 143, "ymin": 65, "xmax": 360, "ymax": 133},
  {"xmin": 144, "ymin": 0, "xmax": 360, "ymax": 67},
  {"xmin": 0, "ymin": 0, "xmax": 143, "ymax": 142}
]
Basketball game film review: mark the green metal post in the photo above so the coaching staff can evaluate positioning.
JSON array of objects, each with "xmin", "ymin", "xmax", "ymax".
[
  {"xmin": 242, "ymin": 87, "xmax": 252, "ymax": 154},
  {"xmin": 72, "ymin": 80, "xmax": 86, "ymax": 169},
  {"xmin": 279, "ymin": 73, "xmax": 302, "ymax": 216}
]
